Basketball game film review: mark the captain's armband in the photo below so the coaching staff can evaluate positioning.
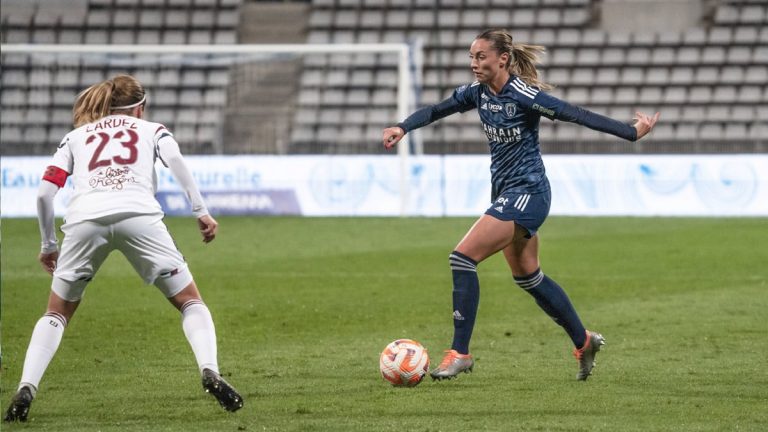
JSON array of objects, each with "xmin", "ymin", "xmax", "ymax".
[{"xmin": 42, "ymin": 166, "xmax": 69, "ymax": 188}]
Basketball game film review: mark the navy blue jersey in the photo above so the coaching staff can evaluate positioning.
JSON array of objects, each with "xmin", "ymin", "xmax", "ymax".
[{"xmin": 398, "ymin": 75, "xmax": 637, "ymax": 200}]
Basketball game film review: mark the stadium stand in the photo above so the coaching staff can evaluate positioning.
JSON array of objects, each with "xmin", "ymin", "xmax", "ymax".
[
  {"xmin": 1, "ymin": 0, "xmax": 241, "ymax": 155},
  {"xmin": 298, "ymin": 0, "xmax": 767, "ymax": 154},
  {"xmin": 1, "ymin": 0, "xmax": 766, "ymax": 155}
]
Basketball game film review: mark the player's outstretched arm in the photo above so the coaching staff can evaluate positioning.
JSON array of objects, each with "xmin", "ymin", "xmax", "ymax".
[
  {"xmin": 633, "ymin": 111, "xmax": 661, "ymax": 140},
  {"xmin": 197, "ymin": 214, "xmax": 218, "ymax": 243},
  {"xmin": 383, "ymin": 96, "xmax": 466, "ymax": 150},
  {"xmin": 382, "ymin": 126, "xmax": 405, "ymax": 149}
]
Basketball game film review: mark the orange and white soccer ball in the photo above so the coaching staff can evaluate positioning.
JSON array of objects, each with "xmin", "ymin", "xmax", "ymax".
[{"xmin": 379, "ymin": 339, "xmax": 430, "ymax": 387}]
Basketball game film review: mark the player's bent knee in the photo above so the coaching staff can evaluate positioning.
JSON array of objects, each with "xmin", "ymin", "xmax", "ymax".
[
  {"xmin": 155, "ymin": 265, "xmax": 194, "ymax": 298},
  {"xmin": 51, "ymin": 277, "xmax": 89, "ymax": 302}
]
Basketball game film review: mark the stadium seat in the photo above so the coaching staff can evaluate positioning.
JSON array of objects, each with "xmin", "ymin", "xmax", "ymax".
[
  {"xmin": 645, "ymin": 68, "xmax": 669, "ymax": 85},
  {"xmin": 737, "ymin": 85, "xmax": 762, "ymax": 103},
  {"xmin": 724, "ymin": 123, "xmax": 749, "ymax": 140},
  {"xmin": 661, "ymin": 87, "xmax": 688, "ymax": 105},
  {"xmin": 708, "ymin": 27, "xmax": 732, "ymax": 45},
  {"xmin": 688, "ymin": 86, "xmax": 713, "ymax": 104},
  {"xmin": 744, "ymin": 65, "xmax": 767, "ymax": 83}
]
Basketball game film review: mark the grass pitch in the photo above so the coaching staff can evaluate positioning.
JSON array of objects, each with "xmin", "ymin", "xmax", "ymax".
[{"xmin": 1, "ymin": 216, "xmax": 767, "ymax": 431}]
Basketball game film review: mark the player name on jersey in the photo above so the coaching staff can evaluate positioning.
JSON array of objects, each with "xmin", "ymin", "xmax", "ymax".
[{"xmin": 85, "ymin": 117, "xmax": 138, "ymax": 132}]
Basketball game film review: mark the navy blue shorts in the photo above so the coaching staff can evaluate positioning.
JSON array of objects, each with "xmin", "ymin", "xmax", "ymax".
[{"xmin": 484, "ymin": 189, "xmax": 551, "ymax": 237}]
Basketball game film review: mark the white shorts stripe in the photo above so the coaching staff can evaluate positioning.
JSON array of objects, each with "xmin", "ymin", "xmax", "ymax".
[
  {"xmin": 519, "ymin": 194, "xmax": 531, "ymax": 211},
  {"xmin": 514, "ymin": 194, "xmax": 531, "ymax": 211}
]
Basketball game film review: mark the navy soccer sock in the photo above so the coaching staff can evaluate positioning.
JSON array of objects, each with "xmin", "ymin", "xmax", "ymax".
[
  {"xmin": 514, "ymin": 268, "xmax": 587, "ymax": 349},
  {"xmin": 449, "ymin": 251, "xmax": 479, "ymax": 355}
]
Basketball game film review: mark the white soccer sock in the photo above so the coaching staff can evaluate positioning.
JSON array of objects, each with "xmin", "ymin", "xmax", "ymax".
[
  {"xmin": 181, "ymin": 300, "xmax": 219, "ymax": 374},
  {"xmin": 19, "ymin": 313, "xmax": 67, "ymax": 397}
]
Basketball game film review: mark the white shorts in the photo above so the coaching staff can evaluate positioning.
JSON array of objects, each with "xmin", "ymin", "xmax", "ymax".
[{"xmin": 52, "ymin": 213, "xmax": 193, "ymax": 302}]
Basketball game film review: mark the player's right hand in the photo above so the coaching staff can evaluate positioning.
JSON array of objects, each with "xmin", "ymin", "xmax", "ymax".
[
  {"xmin": 197, "ymin": 214, "xmax": 218, "ymax": 243},
  {"xmin": 382, "ymin": 127, "xmax": 405, "ymax": 150},
  {"xmin": 633, "ymin": 111, "xmax": 660, "ymax": 140},
  {"xmin": 39, "ymin": 251, "xmax": 59, "ymax": 275}
]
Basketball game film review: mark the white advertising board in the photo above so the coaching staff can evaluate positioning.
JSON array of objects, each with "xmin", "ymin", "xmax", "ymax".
[{"xmin": 2, "ymin": 155, "xmax": 766, "ymax": 217}]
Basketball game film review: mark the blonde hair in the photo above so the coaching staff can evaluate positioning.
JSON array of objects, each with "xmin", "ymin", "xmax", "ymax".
[
  {"xmin": 476, "ymin": 29, "xmax": 553, "ymax": 91},
  {"xmin": 72, "ymin": 74, "xmax": 146, "ymax": 127}
]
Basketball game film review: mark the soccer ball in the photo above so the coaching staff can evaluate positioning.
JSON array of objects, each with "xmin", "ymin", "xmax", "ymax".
[{"xmin": 379, "ymin": 339, "xmax": 429, "ymax": 387}]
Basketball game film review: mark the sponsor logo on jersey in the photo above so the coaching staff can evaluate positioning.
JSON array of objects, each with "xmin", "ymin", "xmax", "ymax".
[
  {"xmin": 89, "ymin": 166, "xmax": 137, "ymax": 190},
  {"xmin": 532, "ymin": 103, "xmax": 555, "ymax": 117},
  {"xmin": 482, "ymin": 123, "xmax": 522, "ymax": 144},
  {"xmin": 480, "ymin": 102, "xmax": 488, "ymax": 110},
  {"xmin": 489, "ymin": 103, "xmax": 503, "ymax": 112}
]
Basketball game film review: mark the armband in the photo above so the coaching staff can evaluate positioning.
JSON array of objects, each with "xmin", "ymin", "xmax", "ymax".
[{"xmin": 42, "ymin": 165, "xmax": 69, "ymax": 188}]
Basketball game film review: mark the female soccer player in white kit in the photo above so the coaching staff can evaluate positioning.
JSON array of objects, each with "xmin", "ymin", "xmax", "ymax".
[{"xmin": 4, "ymin": 74, "xmax": 243, "ymax": 422}]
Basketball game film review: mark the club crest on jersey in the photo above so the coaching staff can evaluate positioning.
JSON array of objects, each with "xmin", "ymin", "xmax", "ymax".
[{"xmin": 505, "ymin": 103, "xmax": 517, "ymax": 118}]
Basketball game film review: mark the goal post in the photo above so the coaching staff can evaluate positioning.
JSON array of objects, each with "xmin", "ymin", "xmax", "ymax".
[{"xmin": 0, "ymin": 42, "xmax": 420, "ymax": 215}]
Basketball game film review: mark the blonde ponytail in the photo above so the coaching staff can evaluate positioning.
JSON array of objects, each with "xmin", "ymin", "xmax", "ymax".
[
  {"xmin": 510, "ymin": 43, "xmax": 553, "ymax": 91},
  {"xmin": 72, "ymin": 74, "xmax": 146, "ymax": 127},
  {"xmin": 475, "ymin": 29, "xmax": 553, "ymax": 91},
  {"xmin": 72, "ymin": 81, "xmax": 114, "ymax": 127}
]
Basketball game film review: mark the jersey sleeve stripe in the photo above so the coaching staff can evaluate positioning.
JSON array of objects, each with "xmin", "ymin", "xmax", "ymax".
[
  {"xmin": 511, "ymin": 78, "xmax": 538, "ymax": 99},
  {"xmin": 513, "ymin": 77, "xmax": 538, "ymax": 93}
]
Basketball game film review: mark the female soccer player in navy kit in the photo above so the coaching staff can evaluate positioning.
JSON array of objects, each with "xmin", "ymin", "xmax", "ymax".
[
  {"xmin": 4, "ymin": 75, "xmax": 243, "ymax": 422},
  {"xmin": 382, "ymin": 29, "xmax": 659, "ymax": 381}
]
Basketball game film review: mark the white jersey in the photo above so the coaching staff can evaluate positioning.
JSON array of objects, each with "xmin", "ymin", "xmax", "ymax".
[{"xmin": 51, "ymin": 114, "xmax": 172, "ymax": 223}]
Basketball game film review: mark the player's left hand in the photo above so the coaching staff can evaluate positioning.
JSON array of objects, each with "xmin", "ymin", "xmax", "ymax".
[
  {"xmin": 382, "ymin": 126, "xmax": 405, "ymax": 150},
  {"xmin": 39, "ymin": 251, "xmax": 59, "ymax": 275},
  {"xmin": 633, "ymin": 111, "xmax": 660, "ymax": 140},
  {"xmin": 197, "ymin": 215, "xmax": 218, "ymax": 243}
]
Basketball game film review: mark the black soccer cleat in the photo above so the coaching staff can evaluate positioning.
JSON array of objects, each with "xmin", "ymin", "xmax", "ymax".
[
  {"xmin": 202, "ymin": 368, "xmax": 244, "ymax": 412},
  {"xmin": 4, "ymin": 386, "xmax": 33, "ymax": 422}
]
